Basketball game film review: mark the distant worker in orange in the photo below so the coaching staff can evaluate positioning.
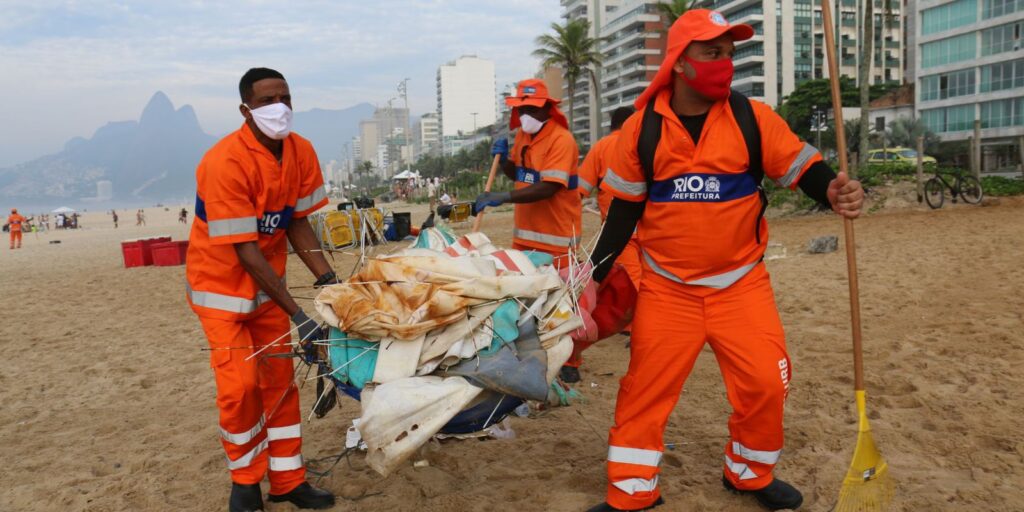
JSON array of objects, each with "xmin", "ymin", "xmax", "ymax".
[
  {"xmin": 186, "ymin": 67, "xmax": 336, "ymax": 512},
  {"xmin": 585, "ymin": 10, "xmax": 864, "ymax": 511},
  {"xmin": 7, "ymin": 208, "xmax": 26, "ymax": 249}
]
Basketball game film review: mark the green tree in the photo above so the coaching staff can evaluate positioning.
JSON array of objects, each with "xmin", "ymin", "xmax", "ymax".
[
  {"xmin": 776, "ymin": 77, "xmax": 859, "ymax": 143},
  {"xmin": 533, "ymin": 18, "xmax": 606, "ymax": 134},
  {"xmin": 858, "ymin": 0, "xmax": 875, "ymax": 167},
  {"xmin": 657, "ymin": 0, "xmax": 693, "ymax": 27},
  {"xmin": 886, "ymin": 117, "xmax": 940, "ymax": 153}
]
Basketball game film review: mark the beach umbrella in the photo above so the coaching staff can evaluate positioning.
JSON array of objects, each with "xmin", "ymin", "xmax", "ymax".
[
  {"xmin": 821, "ymin": 1, "xmax": 894, "ymax": 510},
  {"xmin": 52, "ymin": 206, "xmax": 76, "ymax": 214}
]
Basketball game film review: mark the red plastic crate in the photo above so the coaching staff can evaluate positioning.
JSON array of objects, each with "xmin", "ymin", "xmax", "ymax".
[
  {"xmin": 152, "ymin": 240, "xmax": 188, "ymax": 266},
  {"xmin": 121, "ymin": 236, "xmax": 173, "ymax": 268}
]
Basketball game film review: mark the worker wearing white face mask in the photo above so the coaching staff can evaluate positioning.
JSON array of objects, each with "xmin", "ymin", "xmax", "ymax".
[{"xmin": 475, "ymin": 78, "xmax": 582, "ymax": 272}]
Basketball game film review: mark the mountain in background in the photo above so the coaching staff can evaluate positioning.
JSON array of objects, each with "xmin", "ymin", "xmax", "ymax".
[{"xmin": 0, "ymin": 93, "xmax": 375, "ymax": 207}]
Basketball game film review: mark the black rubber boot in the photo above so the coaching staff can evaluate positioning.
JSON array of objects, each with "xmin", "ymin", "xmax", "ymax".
[
  {"xmin": 723, "ymin": 476, "xmax": 803, "ymax": 510},
  {"xmin": 228, "ymin": 483, "xmax": 264, "ymax": 512},
  {"xmin": 559, "ymin": 365, "xmax": 581, "ymax": 383},
  {"xmin": 267, "ymin": 481, "xmax": 335, "ymax": 510},
  {"xmin": 585, "ymin": 496, "xmax": 664, "ymax": 511}
]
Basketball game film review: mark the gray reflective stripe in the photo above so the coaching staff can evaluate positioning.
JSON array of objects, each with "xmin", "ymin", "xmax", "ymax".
[
  {"xmin": 604, "ymin": 168, "xmax": 647, "ymax": 196},
  {"xmin": 724, "ymin": 455, "xmax": 760, "ymax": 480},
  {"xmin": 208, "ymin": 216, "xmax": 257, "ymax": 238},
  {"xmin": 187, "ymin": 284, "xmax": 271, "ymax": 314},
  {"xmin": 732, "ymin": 441, "xmax": 781, "ymax": 465},
  {"xmin": 296, "ymin": 187, "xmax": 328, "ymax": 211},
  {"xmin": 226, "ymin": 438, "xmax": 268, "ymax": 470},
  {"xmin": 513, "ymin": 228, "xmax": 580, "ymax": 247},
  {"xmin": 777, "ymin": 143, "xmax": 819, "ymax": 188},
  {"xmin": 269, "ymin": 454, "xmax": 304, "ymax": 471},
  {"xmin": 267, "ymin": 424, "xmax": 301, "ymax": 442},
  {"xmin": 540, "ymin": 169, "xmax": 571, "ymax": 183},
  {"xmin": 220, "ymin": 415, "xmax": 265, "ymax": 445},
  {"xmin": 579, "ymin": 177, "xmax": 595, "ymax": 193},
  {"xmin": 608, "ymin": 446, "xmax": 663, "ymax": 467},
  {"xmin": 611, "ymin": 476, "xmax": 659, "ymax": 495},
  {"xmin": 642, "ymin": 250, "xmax": 757, "ymax": 290}
]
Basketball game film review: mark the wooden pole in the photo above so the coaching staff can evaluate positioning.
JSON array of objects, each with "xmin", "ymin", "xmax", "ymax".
[
  {"xmin": 821, "ymin": 0, "xmax": 865, "ymax": 392},
  {"xmin": 973, "ymin": 120, "xmax": 982, "ymax": 179},
  {"xmin": 1018, "ymin": 136, "xmax": 1024, "ymax": 179},
  {"xmin": 916, "ymin": 136, "xmax": 924, "ymax": 203},
  {"xmin": 472, "ymin": 155, "xmax": 502, "ymax": 233}
]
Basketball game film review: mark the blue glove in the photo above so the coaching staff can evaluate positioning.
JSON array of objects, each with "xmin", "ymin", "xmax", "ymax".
[
  {"xmin": 291, "ymin": 309, "xmax": 322, "ymax": 363},
  {"xmin": 491, "ymin": 138, "xmax": 510, "ymax": 163},
  {"xmin": 473, "ymin": 191, "xmax": 512, "ymax": 215}
]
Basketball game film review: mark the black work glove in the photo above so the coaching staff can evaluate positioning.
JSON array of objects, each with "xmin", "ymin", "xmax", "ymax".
[{"xmin": 291, "ymin": 309, "xmax": 322, "ymax": 363}]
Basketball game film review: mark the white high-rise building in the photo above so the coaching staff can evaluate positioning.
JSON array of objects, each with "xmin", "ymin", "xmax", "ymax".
[
  {"xmin": 415, "ymin": 113, "xmax": 441, "ymax": 158},
  {"xmin": 914, "ymin": 0, "xmax": 1024, "ymax": 170},
  {"xmin": 436, "ymin": 56, "xmax": 498, "ymax": 137}
]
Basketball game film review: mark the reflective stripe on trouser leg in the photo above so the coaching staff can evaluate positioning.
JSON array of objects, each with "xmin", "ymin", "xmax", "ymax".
[
  {"xmin": 247, "ymin": 308, "xmax": 307, "ymax": 495},
  {"xmin": 606, "ymin": 272, "xmax": 709, "ymax": 510},
  {"xmin": 705, "ymin": 264, "xmax": 788, "ymax": 491},
  {"xmin": 200, "ymin": 316, "xmax": 270, "ymax": 484}
]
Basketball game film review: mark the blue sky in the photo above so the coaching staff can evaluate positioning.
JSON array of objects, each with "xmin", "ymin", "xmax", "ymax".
[{"xmin": 0, "ymin": 0, "xmax": 563, "ymax": 167}]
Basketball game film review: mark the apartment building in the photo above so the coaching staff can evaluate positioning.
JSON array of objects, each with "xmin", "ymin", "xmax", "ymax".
[
  {"xmin": 914, "ymin": 0, "xmax": 1024, "ymax": 168},
  {"xmin": 436, "ymin": 56, "xmax": 498, "ymax": 138}
]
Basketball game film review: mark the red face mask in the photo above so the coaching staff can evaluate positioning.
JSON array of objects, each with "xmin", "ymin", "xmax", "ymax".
[{"xmin": 679, "ymin": 56, "xmax": 734, "ymax": 100}]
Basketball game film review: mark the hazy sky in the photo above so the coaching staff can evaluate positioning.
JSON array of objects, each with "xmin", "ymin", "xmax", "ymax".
[{"xmin": 0, "ymin": 0, "xmax": 562, "ymax": 167}]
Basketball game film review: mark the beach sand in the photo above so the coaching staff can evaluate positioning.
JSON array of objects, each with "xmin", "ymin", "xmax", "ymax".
[{"xmin": 1, "ymin": 197, "xmax": 1022, "ymax": 511}]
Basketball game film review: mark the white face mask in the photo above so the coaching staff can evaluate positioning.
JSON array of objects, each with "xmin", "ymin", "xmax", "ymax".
[
  {"xmin": 519, "ymin": 114, "xmax": 547, "ymax": 135},
  {"xmin": 245, "ymin": 102, "xmax": 293, "ymax": 140}
]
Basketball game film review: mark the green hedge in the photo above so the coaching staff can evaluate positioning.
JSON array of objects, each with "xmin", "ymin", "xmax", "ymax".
[{"xmin": 981, "ymin": 176, "xmax": 1024, "ymax": 196}]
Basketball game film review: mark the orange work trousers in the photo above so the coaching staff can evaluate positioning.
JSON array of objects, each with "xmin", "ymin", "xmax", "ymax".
[
  {"xmin": 10, "ymin": 230, "xmax": 21, "ymax": 248},
  {"xmin": 605, "ymin": 262, "xmax": 791, "ymax": 510},
  {"xmin": 199, "ymin": 306, "xmax": 306, "ymax": 495},
  {"xmin": 565, "ymin": 238, "xmax": 643, "ymax": 368}
]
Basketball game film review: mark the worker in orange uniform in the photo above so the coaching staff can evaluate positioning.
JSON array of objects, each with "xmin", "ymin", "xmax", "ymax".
[
  {"xmin": 7, "ymin": 208, "xmax": 25, "ymax": 249},
  {"xmin": 186, "ymin": 68, "xmax": 336, "ymax": 512},
  {"xmin": 473, "ymin": 78, "xmax": 583, "ymax": 382},
  {"xmin": 569, "ymin": 106, "xmax": 641, "ymax": 370},
  {"xmin": 584, "ymin": 10, "xmax": 865, "ymax": 511}
]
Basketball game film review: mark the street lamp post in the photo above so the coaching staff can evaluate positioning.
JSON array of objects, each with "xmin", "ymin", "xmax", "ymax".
[{"xmin": 471, "ymin": 112, "xmax": 478, "ymax": 133}]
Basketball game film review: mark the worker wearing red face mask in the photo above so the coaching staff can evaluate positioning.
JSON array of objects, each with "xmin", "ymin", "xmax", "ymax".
[{"xmin": 584, "ymin": 10, "xmax": 865, "ymax": 511}]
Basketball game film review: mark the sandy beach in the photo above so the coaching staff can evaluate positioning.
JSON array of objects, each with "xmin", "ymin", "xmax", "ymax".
[{"xmin": 1, "ymin": 196, "xmax": 1022, "ymax": 511}]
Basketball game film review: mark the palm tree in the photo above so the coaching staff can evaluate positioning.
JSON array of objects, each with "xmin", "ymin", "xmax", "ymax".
[
  {"xmin": 533, "ymin": 18, "xmax": 606, "ymax": 135},
  {"xmin": 886, "ymin": 117, "xmax": 939, "ymax": 153},
  {"xmin": 858, "ymin": 0, "xmax": 875, "ymax": 168},
  {"xmin": 657, "ymin": 0, "xmax": 693, "ymax": 28}
]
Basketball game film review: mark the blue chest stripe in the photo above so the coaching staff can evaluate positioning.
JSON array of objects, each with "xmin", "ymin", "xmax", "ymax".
[
  {"xmin": 517, "ymin": 167, "xmax": 579, "ymax": 190},
  {"xmin": 194, "ymin": 194, "xmax": 294, "ymax": 234},
  {"xmin": 648, "ymin": 173, "xmax": 758, "ymax": 203}
]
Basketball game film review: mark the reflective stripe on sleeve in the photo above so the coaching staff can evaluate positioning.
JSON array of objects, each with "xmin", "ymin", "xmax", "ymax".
[
  {"xmin": 267, "ymin": 424, "xmax": 302, "ymax": 442},
  {"xmin": 777, "ymin": 143, "xmax": 819, "ymax": 188},
  {"xmin": 269, "ymin": 454, "xmax": 304, "ymax": 472},
  {"xmin": 608, "ymin": 446, "xmax": 663, "ymax": 467},
  {"xmin": 540, "ymin": 170, "xmax": 570, "ymax": 182},
  {"xmin": 226, "ymin": 438, "xmax": 268, "ymax": 470},
  {"xmin": 604, "ymin": 168, "xmax": 647, "ymax": 196},
  {"xmin": 220, "ymin": 415, "xmax": 266, "ymax": 445},
  {"xmin": 724, "ymin": 455, "xmax": 760, "ymax": 480},
  {"xmin": 579, "ymin": 177, "xmax": 595, "ymax": 194},
  {"xmin": 187, "ymin": 284, "xmax": 272, "ymax": 314},
  {"xmin": 296, "ymin": 187, "xmax": 328, "ymax": 211},
  {"xmin": 732, "ymin": 441, "xmax": 781, "ymax": 465},
  {"xmin": 208, "ymin": 216, "xmax": 257, "ymax": 238},
  {"xmin": 612, "ymin": 476, "xmax": 659, "ymax": 495},
  {"xmin": 513, "ymin": 228, "xmax": 580, "ymax": 248},
  {"xmin": 641, "ymin": 250, "xmax": 756, "ymax": 290}
]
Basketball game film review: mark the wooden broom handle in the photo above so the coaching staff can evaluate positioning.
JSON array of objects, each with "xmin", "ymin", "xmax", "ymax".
[
  {"xmin": 820, "ymin": 0, "xmax": 865, "ymax": 392},
  {"xmin": 472, "ymin": 154, "xmax": 502, "ymax": 233}
]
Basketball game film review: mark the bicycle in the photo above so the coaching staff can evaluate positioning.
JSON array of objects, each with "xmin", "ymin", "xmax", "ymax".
[{"xmin": 924, "ymin": 170, "xmax": 983, "ymax": 209}]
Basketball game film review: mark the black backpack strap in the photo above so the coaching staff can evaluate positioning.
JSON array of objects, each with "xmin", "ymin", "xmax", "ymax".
[
  {"xmin": 727, "ymin": 89, "xmax": 763, "ymax": 184},
  {"xmin": 727, "ymin": 89, "xmax": 768, "ymax": 244},
  {"xmin": 637, "ymin": 99, "xmax": 663, "ymax": 193}
]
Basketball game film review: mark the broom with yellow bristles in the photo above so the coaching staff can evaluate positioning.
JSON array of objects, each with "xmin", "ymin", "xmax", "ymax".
[{"xmin": 819, "ymin": 0, "xmax": 895, "ymax": 510}]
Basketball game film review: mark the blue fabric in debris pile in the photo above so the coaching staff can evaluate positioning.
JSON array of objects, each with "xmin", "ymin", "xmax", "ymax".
[
  {"xmin": 326, "ymin": 327, "xmax": 378, "ymax": 389},
  {"xmin": 479, "ymin": 300, "xmax": 520, "ymax": 356},
  {"xmin": 412, "ymin": 226, "xmax": 457, "ymax": 249},
  {"xmin": 524, "ymin": 250, "xmax": 554, "ymax": 268}
]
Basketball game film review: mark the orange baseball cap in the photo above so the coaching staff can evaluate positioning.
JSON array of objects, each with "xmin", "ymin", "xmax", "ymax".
[
  {"xmin": 505, "ymin": 78, "xmax": 569, "ymax": 129},
  {"xmin": 634, "ymin": 9, "xmax": 754, "ymax": 109}
]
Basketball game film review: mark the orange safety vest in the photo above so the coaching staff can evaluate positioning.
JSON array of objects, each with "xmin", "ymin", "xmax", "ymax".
[
  {"xmin": 578, "ymin": 130, "xmax": 621, "ymax": 220},
  {"xmin": 509, "ymin": 121, "xmax": 582, "ymax": 254},
  {"xmin": 186, "ymin": 123, "xmax": 328, "ymax": 320},
  {"xmin": 603, "ymin": 89, "xmax": 821, "ymax": 288},
  {"xmin": 7, "ymin": 214, "xmax": 25, "ymax": 232}
]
